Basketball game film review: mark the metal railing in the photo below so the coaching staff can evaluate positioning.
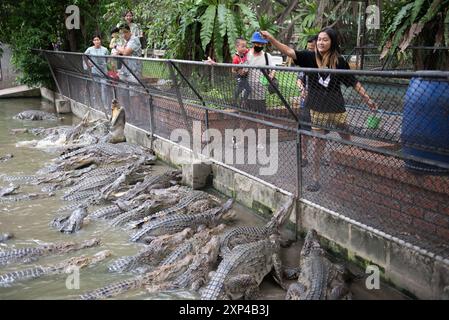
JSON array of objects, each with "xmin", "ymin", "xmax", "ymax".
[{"xmin": 38, "ymin": 49, "xmax": 449, "ymax": 259}]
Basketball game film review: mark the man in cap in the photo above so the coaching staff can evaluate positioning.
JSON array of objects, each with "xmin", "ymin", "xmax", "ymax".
[{"xmin": 245, "ymin": 31, "xmax": 276, "ymax": 113}]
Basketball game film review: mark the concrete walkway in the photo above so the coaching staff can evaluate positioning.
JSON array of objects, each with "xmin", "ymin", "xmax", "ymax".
[{"xmin": 0, "ymin": 85, "xmax": 41, "ymax": 98}]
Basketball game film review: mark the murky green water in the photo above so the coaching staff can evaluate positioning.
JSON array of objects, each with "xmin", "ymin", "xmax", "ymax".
[{"xmin": 0, "ymin": 98, "xmax": 407, "ymax": 300}]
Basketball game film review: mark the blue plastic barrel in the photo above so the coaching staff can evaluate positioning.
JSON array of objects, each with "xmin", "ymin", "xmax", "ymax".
[{"xmin": 401, "ymin": 77, "xmax": 449, "ymax": 174}]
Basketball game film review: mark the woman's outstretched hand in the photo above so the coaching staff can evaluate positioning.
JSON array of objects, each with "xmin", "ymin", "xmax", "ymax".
[{"xmin": 260, "ymin": 31, "xmax": 273, "ymax": 41}]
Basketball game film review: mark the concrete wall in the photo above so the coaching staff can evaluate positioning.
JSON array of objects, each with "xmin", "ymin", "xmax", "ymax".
[
  {"xmin": 64, "ymin": 95, "xmax": 449, "ymax": 299},
  {"xmin": 0, "ymin": 44, "xmax": 20, "ymax": 90}
]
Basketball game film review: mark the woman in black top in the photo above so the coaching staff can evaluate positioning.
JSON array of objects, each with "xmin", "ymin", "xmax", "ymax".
[{"xmin": 261, "ymin": 28, "xmax": 377, "ymax": 192}]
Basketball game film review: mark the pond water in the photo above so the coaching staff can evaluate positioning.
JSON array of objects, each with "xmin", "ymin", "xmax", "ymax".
[{"xmin": 0, "ymin": 98, "xmax": 408, "ymax": 300}]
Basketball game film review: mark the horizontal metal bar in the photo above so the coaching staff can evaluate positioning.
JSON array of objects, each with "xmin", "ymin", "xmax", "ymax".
[{"xmin": 36, "ymin": 49, "xmax": 449, "ymax": 79}]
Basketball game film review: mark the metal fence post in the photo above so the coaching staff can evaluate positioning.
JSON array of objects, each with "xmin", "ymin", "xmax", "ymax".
[
  {"xmin": 43, "ymin": 53, "xmax": 64, "ymax": 97},
  {"xmin": 168, "ymin": 60, "xmax": 194, "ymax": 151},
  {"xmin": 295, "ymin": 122, "xmax": 303, "ymax": 241},
  {"xmin": 84, "ymin": 55, "xmax": 110, "ymax": 120},
  {"xmin": 148, "ymin": 94, "xmax": 154, "ymax": 149},
  {"xmin": 169, "ymin": 61, "xmax": 211, "ymax": 155},
  {"xmin": 260, "ymin": 69, "xmax": 298, "ymax": 122}
]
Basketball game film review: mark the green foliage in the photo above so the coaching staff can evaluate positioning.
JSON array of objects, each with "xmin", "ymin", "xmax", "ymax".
[
  {"xmin": 0, "ymin": 0, "xmax": 112, "ymax": 87},
  {"xmin": 201, "ymin": 5, "xmax": 218, "ymax": 52},
  {"xmin": 293, "ymin": 0, "xmax": 319, "ymax": 50},
  {"xmin": 0, "ymin": 0, "xmax": 66, "ymax": 88},
  {"xmin": 124, "ymin": 0, "xmax": 261, "ymax": 62},
  {"xmin": 381, "ymin": 0, "xmax": 449, "ymax": 70}
]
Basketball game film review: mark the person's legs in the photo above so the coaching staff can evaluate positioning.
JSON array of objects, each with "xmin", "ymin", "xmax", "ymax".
[
  {"xmin": 307, "ymin": 127, "xmax": 325, "ymax": 192},
  {"xmin": 233, "ymin": 78, "xmax": 244, "ymax": 107},
  {"xmin": 241, "ymin": 78, "xmax": 251, "ymax": 103},
  {"xmin": 307, "ymin": 110, "xmax": 329, "ymax": 192}
]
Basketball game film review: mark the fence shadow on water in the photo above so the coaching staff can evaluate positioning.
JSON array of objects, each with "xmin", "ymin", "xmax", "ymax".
[{"xmin": 38, "ymin": 49, "xmax": 449, "ymax": 259}]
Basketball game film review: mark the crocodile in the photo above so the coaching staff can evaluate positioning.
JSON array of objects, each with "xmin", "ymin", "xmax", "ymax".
[
  {"xmin": 0, "ymin": 250, "xmax": 111, "ymax": 287},
  {"xmin": 97, "ymin": 157, "xmax": 149, "ymax": 200},
  {"xmin": 201, "ymin": 234, "xmax": 285, "ymax": 300},
  {"xmin": 81, "ymin": 246, "xmax": 203, "ymax": 300},
  {"xmin": 1, "ymin": 175, "xmax": 38, "ymax": 184},
  {"xmin": 118, "ymin": 170, "xmax": 182, "ymax": 202},
  {"xmin": 51, "ymin": 206, "xmax": 88, "ymax": 233},
  {"xmin": 101, "ymin": 99, "xmax": 126, "ymax": 144},
  {"xmin": 109, "ymin": 200, "xmax": 164, "ymax": 227},
  {"xmin": 58, "ymin": 142, "xmax": 152, "ymax": 162},
  {"xmin": 89, "ymin": 204, "xmax": 127, "ymax": 220},
  {"xmin": 285, "ymin": 229, "xmax": 352, "ymax": 300},
  {"xmin": 64, "ymin": 174, "xmax": 117, "ymax": 196},
  {"xmin": 128, "ymin": 190, "xmax": 213, "ymax": 229},
  {"xmin": 82, "ymin": 225, "xmax": 226, "ymax": 300},
  {"xmin": 0, "ymin": 233, "xmax": 14, "ymax": 243},
  {"xmin": 0, "ymin": 154, "xmax": 14, "ymax": 162},
  {"xmin": 13, "ymin": 110, "xmax": 58, "ymax": 121},
  {"xmin": 146, "ymin": 235, "xmax": 221, "ymax": 293},
  {"xmin": 34, "ymin": 164, "xmax": 97, "ymax": 185},
  {"xmin": 0, "ymin": 192, "xmax": 55, "ymax": 204},
  {"xmin": 107, "ymin": 228, "xmax": 194, "ymax": 273},
  {"xmin": 0, "ymin": 185, "xmax": 20, "ymax": 197},
  {"xmin": 219, "ymin": 197, "xmax": 294, "ymax": 257},
  {"xmin": 130, "ymin": 198, "xmax": 234, "ymax": 242},
  {"xmin": 0, "ymin": 238, "xmax": 101, "ymax": 267},
  {"xmin": 88, "ymin": 198, "xmax": 144, "ymax": 220}
]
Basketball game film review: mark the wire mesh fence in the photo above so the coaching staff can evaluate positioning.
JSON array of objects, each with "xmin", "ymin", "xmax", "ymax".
[
  {"xmin": 39, "ymin": 50, "xmax": 449, "ymax": 259},
  {"xmin": 344, "ymin": 46, "xmax": 449, "ymax": 71}
]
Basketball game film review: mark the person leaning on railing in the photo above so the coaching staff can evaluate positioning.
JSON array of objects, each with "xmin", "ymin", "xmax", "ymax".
[
  {"xmin": 113, "ymin": 24, "xmax": 143, "ymax": 120},
  {"xmin": 83, "ymin": 34, "xmax": 110, "ymax": 110},
  {"xmin": 260, "ymin": 28, "xmax": 377, "ymax": 192}
]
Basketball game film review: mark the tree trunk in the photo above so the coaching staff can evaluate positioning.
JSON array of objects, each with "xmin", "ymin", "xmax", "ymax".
[
  {"xmin": 276, "ymin": 0, "xmax": 299, "ymax": 26},
  {"xmin": 315, "ymin": 0, "xmax": 329, "ymax": 29},
  {"xmin": 258, "ymin": 0, "xmax": 274, "ymax": 17},
  {"xmin": 66, "ymin": 29, "xmax": 78, "ymax": 52}
]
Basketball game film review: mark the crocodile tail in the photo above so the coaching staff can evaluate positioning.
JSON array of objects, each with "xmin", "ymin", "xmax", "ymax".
[
  {"xmin": 129, "ymin": 227, "xmax": 149, "ymax": 242},
  {"xmin": 200, "ymin": 259, "xmax": 232, "ymax": 300},
  {"xmin": 79, "ymin": 277, "xmax": 143, "ymax": 300},
  {"xmin": 107, "ymin": 256, "xmax": 137, "ymax": 273}
]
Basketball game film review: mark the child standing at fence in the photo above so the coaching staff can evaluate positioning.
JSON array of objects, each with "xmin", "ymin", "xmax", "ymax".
[
  {"xmin": 232, "ymin": 38, "xmax": 251, "ymax": 108},
  {"xmin": 261, "ymin": 28, "xmax": 377, "ymax": 192}
]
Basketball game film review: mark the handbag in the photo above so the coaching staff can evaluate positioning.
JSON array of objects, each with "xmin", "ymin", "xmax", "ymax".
[{"xmin": 264, "ymin": 52, "xmax": 279, "ymax": 94}]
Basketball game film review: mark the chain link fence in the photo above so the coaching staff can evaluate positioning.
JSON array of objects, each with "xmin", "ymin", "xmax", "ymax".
[{"xmin": 39, "ymin": 50, "xmax": 449, "ymax": 259}]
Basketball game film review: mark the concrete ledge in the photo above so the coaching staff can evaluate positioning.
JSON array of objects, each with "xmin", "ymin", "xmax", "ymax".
[
  {"xmin": 67, "ymin": 92, "xmax": 449, "ymax": 300},
  {"xmin": 40, "ymin": 87, "xmax": 60, "ymax": 102},
  {"xmin": 0, "ymin": 85, "xmax": 41, "ymax": 98}
]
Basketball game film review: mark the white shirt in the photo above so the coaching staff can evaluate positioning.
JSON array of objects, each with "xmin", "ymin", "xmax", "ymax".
[
  {"xmin": 83, "ymin": 46, "xmax": 109, "ymax": 75},
  {"xmin": 247, "ymin": 50, "xmax": 274, "ymax": 100}
]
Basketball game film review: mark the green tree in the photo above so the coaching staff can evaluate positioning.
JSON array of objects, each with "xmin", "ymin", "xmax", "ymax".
[
  {"xmin": 170, "ymin": 0, "xmax": 260, "ymax": 62},
  {"xmin": 0, "ymin": 0, "xmax": 112, "ymax": 87},
  {"xmin": 380, "ymin": 0, "xmax": 449, "ymax": 70}
]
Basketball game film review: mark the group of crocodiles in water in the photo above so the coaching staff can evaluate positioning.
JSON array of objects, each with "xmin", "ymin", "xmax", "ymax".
[{"xmin": 0, "ymin": 102, "xmax": 355, "ymax": 299}]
